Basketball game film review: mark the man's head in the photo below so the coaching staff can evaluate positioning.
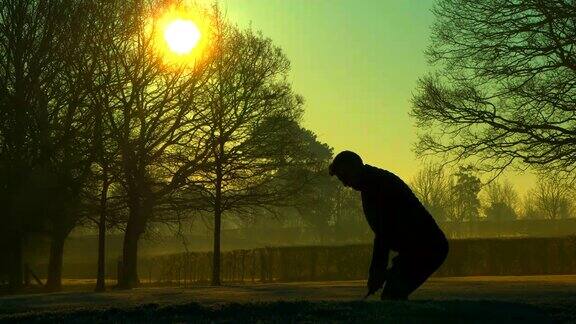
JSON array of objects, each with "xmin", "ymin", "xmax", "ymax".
[{"xmin": 329, "ymin": 151, "xmax": 364, "ymax": 190}]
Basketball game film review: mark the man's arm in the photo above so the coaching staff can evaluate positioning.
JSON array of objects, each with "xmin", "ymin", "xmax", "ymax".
[{"xmin": 366, "ymin": 234, "xmax": 389, "ymax": 296}]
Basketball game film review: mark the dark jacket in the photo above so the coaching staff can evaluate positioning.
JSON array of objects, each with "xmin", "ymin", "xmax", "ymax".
[{"xmin": 359, "ymin": 164, "xmax": 447, "ymax": 272}]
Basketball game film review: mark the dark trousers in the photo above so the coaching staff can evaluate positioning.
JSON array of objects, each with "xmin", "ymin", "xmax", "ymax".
[{"xmin": 381, "ymin": 238, "xmax": 449, "ymax": 300}]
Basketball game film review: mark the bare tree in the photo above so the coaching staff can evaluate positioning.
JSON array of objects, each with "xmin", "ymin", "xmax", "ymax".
[
  {"xmin": 81, "ymin": 164, "xmax": 120, "ymax": 292},
  {"xmin": 528, "ymin": 175, "xmax": 574, "ymax": 220},
  {"xmin": 181, "ymin": 16, "xmax": 313, "ymax": 285},
  {"xmin": 410, "ymin": 163, "xmax": 452, "ymax": 222},
  {"xmin": 521, "ymin": 193, "xmax": 541, "ymax": 220},
  {"xmin": 74, "ymin": 0, "xmax": 129, "ymax": 292},
  {"xmin": 81, "ymin": 0, "xmax": 215, "ymax": 289},
  {"xmin": 411, "ymin": 0, "xmax": 576, "ymax": 176},
  {"xmin": 482, "ymin": 180, "xmax": 519, "ymax": 221},
  {"xmin": 0, "ymin": 0, "xmax": 92, "ymax": 291}
]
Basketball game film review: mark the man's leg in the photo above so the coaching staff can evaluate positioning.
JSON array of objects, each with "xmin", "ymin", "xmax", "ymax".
[
  {"xmin": 380, "ymin": 255, "xmax": 411, "ymax": 300},
  {"xmin": 381, "ymin": 242, "xmax": 448, "ymax": 300}
]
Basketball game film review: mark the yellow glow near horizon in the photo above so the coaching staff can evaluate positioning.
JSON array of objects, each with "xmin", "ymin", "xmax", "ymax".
[{"xmin": 164, "ymin": 19, "xmax": 201, "ymax": 55}]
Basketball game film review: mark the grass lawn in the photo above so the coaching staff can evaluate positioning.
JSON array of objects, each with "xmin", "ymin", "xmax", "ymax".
[{"xmin": 1, "ymin": 275, "xmax": 575, "ymax": 323}]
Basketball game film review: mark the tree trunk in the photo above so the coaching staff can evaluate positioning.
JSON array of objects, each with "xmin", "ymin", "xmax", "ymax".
[
  {"xmin": 118, "ymin": 219, "xmax": 143, "ymax": 289},
  {"xmin": 94, "ymin": 213, "xmax": 107, "ymax": 292},
  {"xmin": 211, "ymin": 203, "xmax": 222, "ymax": 286},
  {"xmin": 118, "ymin": 194, "xmax": 150, "ymax": 290},
  {"xmin": 45, "ymin": 234, "xmax": 66, "ymax": 292},
  {"xmin": 95, "ymin": 175, "xmax": 109, "ymax": 292},
  {"xmin": 211, "ymin": 154, "xmax": 223, "ymax": 286}
]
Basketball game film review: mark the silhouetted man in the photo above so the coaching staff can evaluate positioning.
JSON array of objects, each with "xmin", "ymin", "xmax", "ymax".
[{"xmin": 329, "ymin": 151, "xmax": 448, "ymax": 300}]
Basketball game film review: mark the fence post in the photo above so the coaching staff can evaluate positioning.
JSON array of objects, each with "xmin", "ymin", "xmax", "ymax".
[
  {"xmin": 310, "ymin": 247, "xmax": 317, "ymax": 281},
  {"xmin": 267, "ymin": 247, "xmax": 274, "ymax": 282},
  {"xmin": 251, "ymin": 249, "xmax": 256, "ymax": 283},
  {"xmin": 259, "ymin": 248, "xmax": 266, "ymax": 282},
  {"xmin": 241, "ymin": 250, "xmax": 246, "ymax": 282}
]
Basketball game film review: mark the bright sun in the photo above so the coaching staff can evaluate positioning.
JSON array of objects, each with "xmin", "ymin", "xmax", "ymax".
[{"xmin": 163, "ymin": 19, "xmax": 201, "ymax": 55}]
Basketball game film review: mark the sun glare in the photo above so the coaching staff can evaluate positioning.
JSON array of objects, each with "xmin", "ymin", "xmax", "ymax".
[
  {"xmin": 151, "ymin": 6, "xmax": 211, "ymax": 66},
  {"xmin": 164, "ymin": 19, "xmax": 201, "ymax": 55}
]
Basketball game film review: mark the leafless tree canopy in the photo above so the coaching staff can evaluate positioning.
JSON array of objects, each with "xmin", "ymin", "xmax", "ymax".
[
  {"xmin": 525, "ymin": 175, "xmax": 575, "ymax": 220},
  {"xmin": 410, "ymin": 163, "xmax": 452, "ymax": 221},
  {"xmin": 483, "ymin": 180, "xmax": 519, "ymax": 221},
  {"xmin": 411, "ymin": 0, "xmax": 576, "ymax": 176},
  {"xmin": 175, "ymin": 17, "xmax": 329, "ymax": 285}
]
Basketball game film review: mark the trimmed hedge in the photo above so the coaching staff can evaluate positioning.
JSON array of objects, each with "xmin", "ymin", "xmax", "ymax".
[{"xmin": 146, "ymin": 236, "xmax": 576, "ymax": 284}]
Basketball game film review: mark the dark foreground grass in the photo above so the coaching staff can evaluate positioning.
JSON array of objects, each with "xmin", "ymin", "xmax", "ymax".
[{"xmin": 0, "ymin": 300, "xmax": 556, "ymax": 323}]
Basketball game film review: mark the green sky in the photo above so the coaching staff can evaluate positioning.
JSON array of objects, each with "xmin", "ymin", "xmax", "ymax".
[{"xmin": 216, "ymin": 0, "xmax": 534, "ymax": 189}]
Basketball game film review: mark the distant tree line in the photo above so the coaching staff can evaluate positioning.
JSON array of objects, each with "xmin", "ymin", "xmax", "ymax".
[{"xmin": 411, "ymin": 163, "xmax": 575, "ymax": 223}]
